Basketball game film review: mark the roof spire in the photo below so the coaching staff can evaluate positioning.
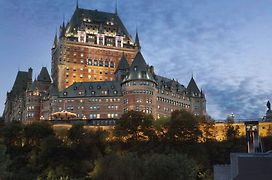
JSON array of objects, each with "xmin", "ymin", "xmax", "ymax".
[
  {"xmin": 76, "ymin": 0, "xmax": 79, "ymax": 9},
  {"xmin": 62, "ymin": 13, "xmax": 65, "ymax": 27},
  {"xmin": 115, "ymin": 0, "xmax": 118, "ymax": 15},
  {"xmin": 52, "ymin": 30, "xmax": 58, "ymax": 49},
  {"xmin": 135, "ymin": 27, "xmax": 141, "ymax": 51}
]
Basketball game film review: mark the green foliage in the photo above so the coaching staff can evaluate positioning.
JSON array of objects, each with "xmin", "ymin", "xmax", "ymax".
[
  {"xmin": 167, "ymin": 110, "xmax": 202, "ymax": 144},
  {"xmin": 114, "ymin": 111, "xmax": 156, "ymax": 142},
  {"xmin": 0, "ymin": 141, "xmax": 10, "ymax": 179},
  {"xmin": 91, "ymin": 153, "xmax": 198, "ymax": 180},
  {"xmin": 0, "ymin": 113, "xmax": 251, "ymax": 179},
  {"xmin": 144, "ymin": 153, "xmax": 198, "ymax": 180},
  {"xmin": 91, "ymin": 153, "xmax": 144, "ymax": 180},
  {"xmin": 225, "ymin": 122, "xmax": 240, "ymax": 140},
  {"xmin": 24, "ymin": 121, "xmax": 54, "ymax": 146}
]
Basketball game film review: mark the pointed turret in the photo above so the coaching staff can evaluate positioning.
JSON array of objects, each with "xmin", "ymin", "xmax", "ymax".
[
  {"xmin": 115, "ymin": 0, "xmax": 118, "ymax": 15},
  {"xmin": 115, "ymin": 53, "xmax": 129, "ymax": 81},
  {"xmin": 200, "ymin": 89, "xmax": 205, "ymax": 98},
  {"xmin": 117, "ymin": 53, "xmax": 129, "ymax": 71},
  {"xmin": 135, "ymin": 29, "xmax": 141, "ymax": 50},
  {"xmin": 60, "ymin": 22, "xmax": 66, "ymax": 38},
  {"xmin": 52, "ymin": 31, "xmax": 58, "ymax": 49},
  {"xmin": 76, "ymin": 0, "xmax": 79, "ymax": 9},
  {"xmin": 37, "ymin": 67, "xmax": 51, "ymax": 83},
  {"xmin": 123, "ymin": 52, "xmax": 156, "ymax": 83},
  {"xmin": 187, "ymin": 76, "xmax": 200, "ymax": 94}
]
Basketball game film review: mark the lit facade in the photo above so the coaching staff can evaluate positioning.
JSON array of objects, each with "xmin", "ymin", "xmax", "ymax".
[{"xmin": 3, "ymin": 5, "xmax": 206, "ymax": 124}]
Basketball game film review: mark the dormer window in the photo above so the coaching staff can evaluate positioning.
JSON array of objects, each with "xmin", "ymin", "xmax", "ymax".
[{"xmin": 99, "ymin": 37, "xmax": 104, "ymax": 45}]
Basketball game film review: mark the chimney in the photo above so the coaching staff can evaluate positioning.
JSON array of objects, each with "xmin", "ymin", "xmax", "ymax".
[{"xmin": 28, "ymin": 67, "xmax": 33, "ymax": 82}]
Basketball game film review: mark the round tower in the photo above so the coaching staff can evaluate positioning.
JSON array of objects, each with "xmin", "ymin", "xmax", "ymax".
[{"xmin": 121, "ymin": 52, "xmax": 157, "ymax": 117}]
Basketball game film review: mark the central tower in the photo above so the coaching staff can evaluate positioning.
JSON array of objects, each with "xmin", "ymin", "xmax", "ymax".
[{"xmin": 51, "ymin": 4, "xmax": 139, "ymax": 91}]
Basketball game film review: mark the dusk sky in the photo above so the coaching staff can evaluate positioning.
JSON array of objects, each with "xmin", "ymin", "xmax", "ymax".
[{"xmin": 1, "ymin": 0, "xmax": 272, "ymax": 119}]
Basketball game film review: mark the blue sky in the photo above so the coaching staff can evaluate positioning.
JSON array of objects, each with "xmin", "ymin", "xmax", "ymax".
[{"xmin": 1, "ymin": 0, "xmax": 272, "ymax": 120}]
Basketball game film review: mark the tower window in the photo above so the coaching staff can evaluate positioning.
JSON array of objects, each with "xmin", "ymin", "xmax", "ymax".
[
  {"xmin": 110, "ymin": 61, "xmax": 114, "ymax": 68},
  {"xmin": 94, "ymin": 60, "xmax": 98, "ymax": 66},
  {"xmin": 105, "ymin": 61, "xmax": 109, "ymax": 67},
  {"xmin": 87, "ymin": 59, "xmax": 92, "ymax": 65}
]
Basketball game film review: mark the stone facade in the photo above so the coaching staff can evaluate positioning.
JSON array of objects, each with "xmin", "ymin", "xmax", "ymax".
[{"xmin": 3, "ymin": 5, "xmax": 206, "ymax": 124}]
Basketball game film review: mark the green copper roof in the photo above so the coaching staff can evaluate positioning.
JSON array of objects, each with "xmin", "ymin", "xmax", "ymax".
[
  {"xmin": 116, "ymin": 54, "xmax": 129, "ymax": 71},
  {"xmin": 9, "ymin": 70, "xmax": 31, "ymax": 99},
  {"xmin": 155, "ymin": 75, "xmax": 186, "ymax": 93},
  {"xmin": 59, "ymin": 81, "xmax": 122, "ymax": 98},
  {"xmin": 66, "ymin": 8, "xmax": 132, "ymax": 40},
  {"xmin": 37, "ymin": 67, "xmax": 51, "ymax": 83},
  {"xmin": 187, "ymin": 77, "xmax": 200, "ymax": 94},
  {"xmin": 123, "ymin": 52, "xmax": 156, "ymax": 83}
]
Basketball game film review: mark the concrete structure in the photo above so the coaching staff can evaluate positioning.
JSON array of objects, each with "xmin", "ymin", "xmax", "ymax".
[
  {"xmin": 2, "ymin": 4, "xmax": 206, "ymax": 123},
  {"xmin": 214, "ymin": 153, "xmax": 272, "ymax": 180}
]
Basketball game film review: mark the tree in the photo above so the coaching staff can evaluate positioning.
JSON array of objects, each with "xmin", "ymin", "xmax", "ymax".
[
  {"xmin": 167, "ymin": 110, "xmax": 202, "ymax": 144},
  {"xmin": 114, "ymin": 111, "xmax": 156, "ymax": 142},
  {"xmin": 198, "ymin": 115, "xmax": 215, "ymax": 142},
  {"xmin": 91, "ymin": 153, "xmax": 144, "ymax": 180},
  {"xmin": 24, "ymin": 122, "xmax": 54, "ymax": 146},
  {"xmin": 0, "ymin": 141, "xmax": 10, "ymax": 179},
  {"xmin": 225, "ymin": 118, "xmax": 239, "ymax": 140},
  {"xmin": 1, "ymin": 121, "xmax": 24, "ymax": 155},
  {"xmin": 91, "ymin": 153, "xmax": 198, "ymax": 180},
  {"xmin": 144, "ymin": 153, "xmax": 198, "ymax": 180},
  {"xmin": 153, "ymin": 117, "xmax": 169, "ymax": 139}
]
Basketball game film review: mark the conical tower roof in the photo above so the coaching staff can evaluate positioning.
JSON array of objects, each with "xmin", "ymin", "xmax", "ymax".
[
  {"xmin": 123, "ymin": 52, "xmax": 156, "ymax": 83},
  {"xmin": 187, "ymin": 76, "xmax": 200, "ymax": 94},
  {"xmin": 37, "ymin": 67, "xmax": 51, "ymax": 82},
  {"xmin": 117, "ymin": 54, "xmax": 129, "ymax": 71},
  {"xmin": 130, "ymin": 51, "xmax": 147, "ymax": 71}
]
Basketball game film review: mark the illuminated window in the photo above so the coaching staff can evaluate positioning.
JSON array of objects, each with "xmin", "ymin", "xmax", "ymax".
[
  {"xmin": 94, "ymin": 60, "xmax": 98, "ymax": 66},
  {"xmin": 87, "ymin": 59, "xmax": 92, "ymax": 65}
]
